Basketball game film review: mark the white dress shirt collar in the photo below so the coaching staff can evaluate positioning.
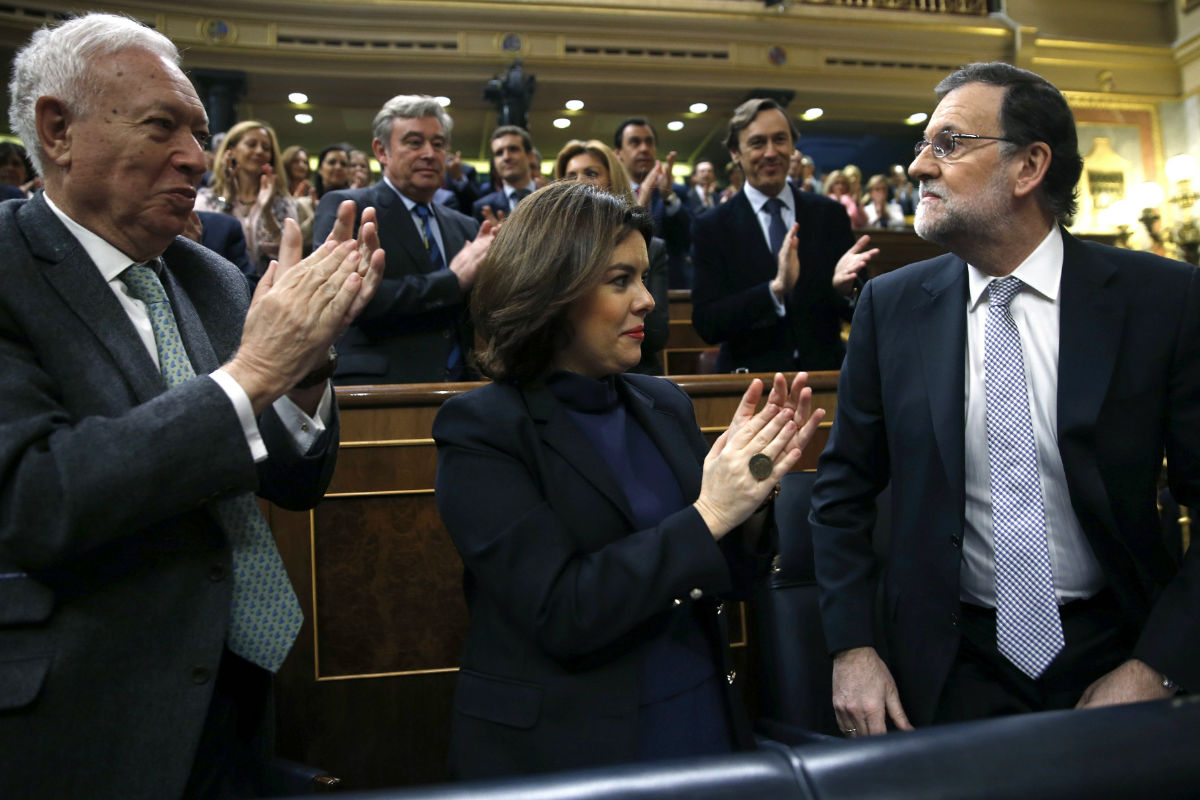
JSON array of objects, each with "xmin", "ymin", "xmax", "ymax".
[
  {"xmin": 967, "ymin": 225, "xmax": 1062, "ymax": 311},
  {"xmin": 742, "ymin": 181, "xmax": 795, "ymax": 217},
  {"xmin": 43, "ymin": 191, "xmax": 148, "ymax": 278}
]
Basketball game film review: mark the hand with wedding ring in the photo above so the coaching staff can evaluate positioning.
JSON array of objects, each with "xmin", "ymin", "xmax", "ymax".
[{"xmin": 692, "ymin": 375, "xmax": 825, "ymax": 540}]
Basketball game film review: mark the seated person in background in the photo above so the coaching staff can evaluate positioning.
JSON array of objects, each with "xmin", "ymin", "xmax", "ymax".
[
  {"xmin": 348, "ymin": 148, "xmax": 372, "ymax": 189},
  {"xmin": 314, "ymin": 94, "xmax": 496, "ymax": 383},
  {"xmin": 312, "ymin": 143, "xmax": 350, "ymax": 204},
  {"xmin": 692, "ymin": 98, "xmax": 877, "ymax": 374},
  {"xmin": 434, "ymin": 180, "xmax": 825, "ymax": 779},
  {"xmin": 188, "ymin": 209, "xmax": 256, "ymax": 285},
  {"xmin": 443, "ymin": 151, "xmax": 482, "ymax": 211},
  {"xmin": 862, "ymin": 173, "xmax": 905, "ymax": 229},
  {"xmin": 798, "ymin": 155, "xmax": 819, "ymax": 192},
  {"xmin": 686, "ymin": 159, "xmax": 719, "ymax": 214},
  {"xmin": 555, "ymin": 138, "xmax": 669, "ymax": 374},
  {"xmin": 280, "ymin": 144, "xmax": 316, "ymax": 248},
  {"xmin": 720, "ymin": 160, "xmax": 744, "ymax": 203},
  {"xmin": 196, "ymin": 119, "xmax": 297, "ymax": 277},
  {"xmin": 473, "ymin": 125, "xmax": 538, "ymax": 223},
  {"xmin": 824, "ymin": 169, "xmax": 866, "ymax": 228},
  {"xmin": 888, "ymin": 162, "xmax": 917, "ymax": 215},
  {"xmin": 0, "ymin": 140, "xmax": 40, "ymax": 197}
]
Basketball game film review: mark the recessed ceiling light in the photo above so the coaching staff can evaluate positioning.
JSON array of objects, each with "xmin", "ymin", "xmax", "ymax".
[
  {"xmin": 565, "ymin": 99, "xmax": 585, "ymax": 111},
  {"xmin": 435, "ymin": 96, "xmax": 452, "ymax": 107},
  {"xmin": 801, "ymin": 107, "xmax": 824, "ymax": 121},
  {"xmin": 689, "ymin": 102, "xmax": 708, "ymax": 114},
  {"xmin": 906, "ymin": 112, "xmax": 928, "ymax": 125},
  {"xmin": 294, "ymin": 113, "xmax": 313, "ymax": 124},
  {"xmin": 553, "ymin": 117, "xmax": 572, "ymax": 129},
  {"xmin": 667, "ymin": 120, "xmax": 684, "ymax": 131},
  {"xmin": 288, "ymin": 92, "xmax": 308, "ymax": 105}
]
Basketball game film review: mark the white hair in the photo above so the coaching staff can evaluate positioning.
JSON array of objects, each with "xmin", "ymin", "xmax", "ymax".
[
  {"xmin": 8, "ymin": 13, "xmax": 179, "ymax": 174},
  {"xmin": 372, "ymin": 95, "xmax": 453, "ymax": 151}
]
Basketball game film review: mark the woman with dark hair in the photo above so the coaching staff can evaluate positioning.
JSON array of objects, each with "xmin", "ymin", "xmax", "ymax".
[
  {"xmin": 347, "ymin": 148, "xmax": 372, "ymax": 189},
  {"xmin": 433, "ymin": 180, "xmax": 824, "ymax": 779},
  {"xmin": 280, "ymin": 144, "xmax": 316, "ymax": 247},
  {"xmin": 554, "ymin": 138, "xmax": 669, "ymax": 375},
  {"xmin": 312, "ymin": 144, "xmax": 350, "ymax": 200},
  {"xmin": 0, "ymin": 141, "xmax": 40, "ymax": 197},
  {"xmin": 196, "ymin": 120, "xmax": 297, "ymax": 274}
]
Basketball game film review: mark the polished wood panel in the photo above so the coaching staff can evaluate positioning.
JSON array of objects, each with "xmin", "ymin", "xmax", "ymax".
[{"xmin": 271, "ymin": 373, "xmax": 839, "ymax": 789}]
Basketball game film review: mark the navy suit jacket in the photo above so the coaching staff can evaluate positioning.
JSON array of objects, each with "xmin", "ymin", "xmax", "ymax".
[
  {"xmin": 313, "ymin": 181, "xmax": 479, "ymax": 383},
  {"xmin": 197, "ymin": 210, "xmax": 254, "ymax": 285},
  {"xmin": 643, "ymin": 183, "xmax": 692, "ymax": 289},
  {"xmin": 471, "ymin": 188, "xmax": 511, "ymax": 223},
  {"xmin": 691, "ymin": 186, "xmax": 855, "ymax": 373},
  {"xmin": 434, "ymin": 373, "xmax": 767, "ymax": 778},
  {"xmin": 0, "ymin": 194, "xmax": 338, "ymax": 798},
  {"xmin": 809, "ymin": 230, "xmax": 1200, "ymax": 724}
]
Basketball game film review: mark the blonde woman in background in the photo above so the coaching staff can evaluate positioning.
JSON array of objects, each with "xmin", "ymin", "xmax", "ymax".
[{"xmin": 197, "ymin": 120, "xmax": 297, "ymax": 275}]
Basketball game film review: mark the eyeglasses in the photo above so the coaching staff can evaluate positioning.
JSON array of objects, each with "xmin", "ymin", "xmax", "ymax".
[{"xmin": 914, "ymin": 131, "xmax": 1015, "ymax": 159}]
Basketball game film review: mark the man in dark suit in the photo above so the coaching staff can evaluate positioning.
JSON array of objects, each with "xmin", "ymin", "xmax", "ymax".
[
  {"xmin": 192, "ymin": 209, "xmax": 255, "ymax": 284},
  {"xmin": 810, "ymin": 63, "xmax": 1200, "ymax": 739},
  {"xmin": 690, "ymin": 98, "xmax": 877, "ymax": 374},
  {"xmin": 315, "ymin": 95, "xmax": 496, "ymax": 383},
  {"xmin": 442, "ymin": 151, "xmax": 481, "ymax": 211},
  {"xmin": 471, "ymin": 125, "xmax": 537, "ymax": 223},
  {"xmin": 0, "ymin": 13, "xmax": 383, "ymax": 799},
  {"xmin": 614, "ymin": 117, "xmax": 694, "ymax": 288},
  {"xmin": 685, "ymin": 159, "xmax": 718, "ymax": 216},
  {"xmin": 887, "ymin": 163, "xmax": 917, "ymax": 215}
]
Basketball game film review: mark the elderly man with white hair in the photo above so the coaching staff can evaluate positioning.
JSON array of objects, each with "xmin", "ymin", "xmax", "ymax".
[{"xmin": 0, "ymin": 13, "xmax": 382, "ymax": 798}]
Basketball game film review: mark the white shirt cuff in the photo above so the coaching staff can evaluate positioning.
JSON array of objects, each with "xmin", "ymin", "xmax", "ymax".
[
  {"xmin": 768, "ymin": 283, "xmax": 787, "ymax": 317},
  {"xmin": 211, "ymin": 368, "xmax": 268, "ymax": 462},
  {"xmin": 664, "ymin": 192, "xmax": 682, "ymax": 215}
]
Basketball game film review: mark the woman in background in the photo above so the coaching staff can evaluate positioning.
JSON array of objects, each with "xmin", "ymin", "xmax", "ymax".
[
  {"xmin": 313, "ymin": 144, "xmax": 351, "ymax": 201},
  {"xmin": 0, "ymin": 141, "xmax": 40, "ymax": 197},
  {"xmin": 554, "ymin": 138, "xmax": 669, "ymax": 374},
  {"xmin": 196, "ymin": 120, "xmax": 296, "ymax": 276},
  {"xmin": 862, "ymin": 173, "xmax": 905, "ymax": 229},
  {"xmin": 348, "ymin": 148, "xmax": 372, "ymax": 189},
  {"xmin": 434, "ymin": 181, "xmax": 823, "ymax": 779},
  {"xmin": 280, "ymin": 144, "xmax": 316, "ymax": 247},
  {"xmin": 824, "ymin": 169, "xmax": 866, "ymax": 227}
]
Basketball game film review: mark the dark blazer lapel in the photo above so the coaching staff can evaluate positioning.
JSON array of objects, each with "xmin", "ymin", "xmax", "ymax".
[
  {"xmin": 918, "ymin": 258, "xmax": 968, "ymax": 495},
  {"xmin": 522, "ymin": 382, "xmax": 636, "ymax": 528},
  {"xmin": 730, "ymin": 192, "xmax": 774, "ymax": 283},
  {"xmin": 1057, "ymin": 230, "xmax": 1123, "ymax": 440},
  {"xmin": 620, "ymin": 377, "xmax": 702, "ymax": 500},
  {"xmin": 19, "ymin": 195, "xmax": 165, "ymax": 403},
  {"xmin": 432, "ymin": 204, "xmax": 468, "ymax": 259},
  {"xmin": 372, "ymin": 182, "xmax": 431, "ymax": 272}
]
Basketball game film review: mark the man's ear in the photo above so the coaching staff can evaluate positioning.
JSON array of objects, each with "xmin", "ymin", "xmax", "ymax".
[
  {"xmin": 728, "ymin": 148, "xmax": 741, "ymax": 169},
  {"xmin": 371, "ymin": 138, "xmax": 387, "ymax": 166},
  {"xmin": 1012, "ymin": 140, "xmax": 1052, "ymax": 200},
  {"xmin": 34, "ymin": 95, "xmax": 71, "ymax": 169}
]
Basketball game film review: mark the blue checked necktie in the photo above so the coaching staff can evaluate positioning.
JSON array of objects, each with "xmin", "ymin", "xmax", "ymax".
[
  {"xmin": 764, "ymin": 197, "xmax": 787, "ymax": 259},
  {"xmin": 982, "ymin": 276, "xmax": 1064, "ymax": 679},
  {"xmin": 122, "ymin": 262, "xmax": 303, "ymax": 673}
]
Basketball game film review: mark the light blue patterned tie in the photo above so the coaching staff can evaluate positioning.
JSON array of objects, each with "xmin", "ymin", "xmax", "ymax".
[
  {"xmin": 983, "ymin": 276, "xmax": 1064, "ymax": 679},
  {"xmin": 122, "ymin": 262, "xmax": 303, "ymax": 673}
]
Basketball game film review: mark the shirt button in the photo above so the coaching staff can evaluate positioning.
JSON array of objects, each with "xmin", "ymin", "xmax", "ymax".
[
  {"xmin": 191, "ymin": 667, "xmax": 211, "ymax": 685},
  {"xmin": 689, "ymin": 588, "xmax": 703, "ymax": 600}
]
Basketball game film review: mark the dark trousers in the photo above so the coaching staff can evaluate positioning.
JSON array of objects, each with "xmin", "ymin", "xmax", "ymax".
[
  {"xmin": 183, "ymin": 648, "xmax": 273, "ymax": 800},
  {"xmin": 934, "ymin": 590, "xmax": 1136, "ymax": 724}
]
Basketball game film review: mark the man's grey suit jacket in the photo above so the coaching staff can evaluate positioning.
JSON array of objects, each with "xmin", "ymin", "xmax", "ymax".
[
  {"xmin": 314, "ymin": 181, "xmax": 480, "ymax": 383},
  {"xmin": 0, "ymin": 193, "xmax": 338, "ymax": 799}
]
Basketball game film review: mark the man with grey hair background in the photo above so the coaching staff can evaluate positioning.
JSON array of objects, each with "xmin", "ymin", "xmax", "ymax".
[
  {"xmin": 315, "ymin": 95, "xmax": 497, "ymax": 383},
  {"xmin": 0, "ymin": 12, "xmax": 384, "ymax": 798}
]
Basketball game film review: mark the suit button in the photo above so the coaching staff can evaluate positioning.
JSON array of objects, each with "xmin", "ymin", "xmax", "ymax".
[
  {"xmin": 672, "ymin": 598, "xmax": 683, "ymax": 607},
  {"xmin": 726, "ymin": 669, "xmax": 737, "ymax": 685},
  {"xmin": 208, "ymin": 565, "xmax": 226, "ymax": 582},
  {"xmin": 949, "ymin": 611, "xmax": 960, "ymax": 628},
  {"xmin": 689, "ymin": 588, "xmax": 703, "ymax": 600},
  {"xmin": 950, "ymin": 535, "xmax": 962, "ymax": 549},
  {"xmin": 716, "ymin": 601, "xmax": 726, "ymax": 615},
  {"xmin": 191, "ymin": 667, "xmax": 211, "ymax": 685},
  {"xmin": 770, "ymin": 555, "xmax": 783, "ymax": 574}
]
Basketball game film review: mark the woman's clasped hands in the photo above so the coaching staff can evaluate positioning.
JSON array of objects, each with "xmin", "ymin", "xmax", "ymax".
[{"xmin": 693, "ymin": 372, "xmax": 825, "ymax": 539}]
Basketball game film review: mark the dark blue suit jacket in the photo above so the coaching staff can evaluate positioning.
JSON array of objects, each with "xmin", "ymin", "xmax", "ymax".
[
  {"xmin": 197, "ymin": 210, "xmax": 254, "ymax": 285},
  {"xmin": 810, "ymin": 231, "xmax": 1200, "ymax": 724},
  {"xmin": 645, "ymin": 183, "xmax": 692, "ymax": 289},
  {"xmin": 434, "ymin": 373, "xmax": 767, "ymax": 778},
  {"xmin": 691, "ymin": 186, "xmax": 855, "ymax": 373}
]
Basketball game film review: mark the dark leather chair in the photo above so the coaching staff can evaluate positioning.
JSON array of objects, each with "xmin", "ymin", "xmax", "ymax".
[{"xmin": 279, "ymin": 697, "xmax": 1200, "ymax": 800}]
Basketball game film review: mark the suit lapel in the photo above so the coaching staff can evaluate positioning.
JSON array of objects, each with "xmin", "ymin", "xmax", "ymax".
[
  {"xmin": 522, "ymin": 381, "xmax": 636, "ymax": 528},
  {"xmin": 20, "ymin": 196, "xmax": 166, "ymax": 403},
  {"xmin": 432, "ymin": 204, "xmax": 466, "ymax": 260},
  {"xmin": 373, "ymin": 183, "xmax": 432, "ymax": 272},
  {"xmin": 918, "ymin": 258, "xmax": 968, "ymax": 495},
  {"xmin": 620, "ymin": 377, "xmax": 702, "ymax": 501},
  {"xmin": 731, "ymin": 193, "xmax": 774, "ymax": 283},
  {"xmin": 1057, "ymin": 230, "xmax": 1123, "ymax": 442}
]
